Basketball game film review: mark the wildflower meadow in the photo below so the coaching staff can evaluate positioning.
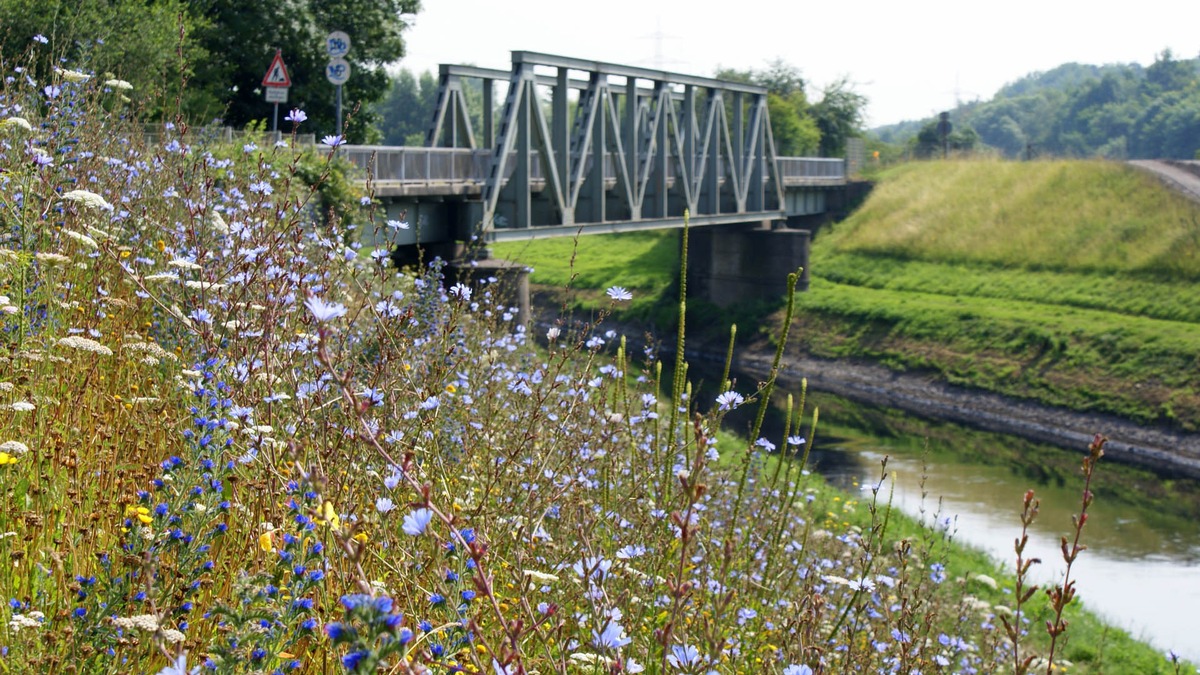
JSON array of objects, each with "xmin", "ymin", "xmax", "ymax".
[{"xmin": 0, "ymin": 37, "xmax": 1188, "ymax": 675}]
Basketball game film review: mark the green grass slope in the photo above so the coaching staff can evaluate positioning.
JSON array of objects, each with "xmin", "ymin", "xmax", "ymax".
[{"xmin": 795, "ymin": 159, "xmax": 1200, "ymax": 429}]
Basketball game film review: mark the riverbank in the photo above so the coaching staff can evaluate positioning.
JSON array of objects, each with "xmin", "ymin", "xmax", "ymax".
[
  {"xmin": 734, "ymin": 340, "xmax": 1200, "ymax": 480},
  {"xmin": 530, "ymin": 288, "xmax": 1200, "ymax": 481}
]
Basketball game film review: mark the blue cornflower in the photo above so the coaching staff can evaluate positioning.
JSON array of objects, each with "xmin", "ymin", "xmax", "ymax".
[
  {"xmin": 322, "ymin": 134, "xmax": 346, "ymax": 147},
  {"xmin": 341, "ymin": 649, "xmax": 369, "ymax": 670},
  {"xmin": 325, "ymin": 622, "xmax": 350, "ymax": 641},
  {"xmin": 284, "ymin": 109, "xmax": 307, "ymax": 123}
]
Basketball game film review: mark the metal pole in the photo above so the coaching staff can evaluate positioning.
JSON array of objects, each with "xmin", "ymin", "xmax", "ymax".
[
  {"xmin": 272, "ymin": 102, "xmax": 279, "ymax": 133},
  {"xmin": 336, "ymin": 84, "xmax": 343, "ymax": 134}
]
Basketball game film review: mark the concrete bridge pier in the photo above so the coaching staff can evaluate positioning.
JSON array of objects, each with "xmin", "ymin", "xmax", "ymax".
[
  {"xmin": 686, "ymin": 223, "xmax": 811, "ymax": 308},
  {"xmin": 443, "ymin": 256, "xmax": 532, "ymax": 328}
]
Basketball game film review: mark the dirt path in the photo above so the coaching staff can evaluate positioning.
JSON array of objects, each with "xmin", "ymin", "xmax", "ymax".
[{"xmin": 1129, "ymin": 160, "xmax": 1200, "ymax": 203}]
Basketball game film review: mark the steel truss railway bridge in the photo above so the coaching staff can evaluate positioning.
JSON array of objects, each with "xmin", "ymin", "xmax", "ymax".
[{"xmin": 340, "ymin": 52, "xmax": 851, "ymax": 307}]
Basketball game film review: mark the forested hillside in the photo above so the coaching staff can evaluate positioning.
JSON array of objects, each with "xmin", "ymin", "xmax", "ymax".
[{"xmin": 874, "ymin": 50, "xmax": 1200, "ymax": 159}]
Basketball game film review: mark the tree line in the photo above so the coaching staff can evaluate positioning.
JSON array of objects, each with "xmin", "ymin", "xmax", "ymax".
[{"xmin": 875, "ymin": 50, "xmax": 1200, "ymax": 160}]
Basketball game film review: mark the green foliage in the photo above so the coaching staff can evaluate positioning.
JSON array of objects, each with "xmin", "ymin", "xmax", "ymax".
[
  {"xmin": 185, "ymin": 0, "xmax": 420, "ymax": 141},
  {"xmin": 715, "ymin": 60, "xmax": 848, "ymax": 157},
  {"xmin": 813, "ymin": 76, "xmax": 867, "ymax": 157},
  {"xmin": 768, "ymin": 92, "xmax": 821, "ymax": 156},
  {"xmin": 911, "ymin": 116, "xmax": 981, "ymax": 158},
  {"xmin": 372, "ymin": 67, "xmax": 438, "ymax": 146},
  {"xmin": 874, "ymin": 51, "xmax": 1200, "ymax": 160},
  {"xmin": 0, "ymin": 0, "xmax": 204, "ymax": 117}
]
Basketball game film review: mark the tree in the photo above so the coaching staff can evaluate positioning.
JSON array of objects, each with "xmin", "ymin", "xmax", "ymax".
[
  {"xmin": 768, "ymin": 93, "xmax": 820, "ymax": 156},
  {"xmin": 0, "ymin": 0, "xmax": 206, "ymax": 118},
  {"xmin": 373, "ymin": 68, "xmax": 437, "ymax": 145},
  {"xmin": 185, "ymin": 0, "xmax": 420, "ymax": 141},
  {"xmin": 715, "ymin": 61, "xmax": 821, "ymax": 156},
  {"xmin": 1142, "ymin": 49, "xmax": 1196, "ymax": 97},
  {"xmin": 812, "ymin": 76, "xmax": 867, "ymax": 157}
]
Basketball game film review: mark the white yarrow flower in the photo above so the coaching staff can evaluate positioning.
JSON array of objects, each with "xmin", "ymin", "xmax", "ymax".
[
  {"xmin": 56, "ymin": 336, "xmax": 113, "ymax": 356},
  {"xmin": 61, "ymin": 189, "xmax": 113, "ymax": 211},
  {"xmin": 0, "ymin": 441, "xmax": 29, "ymax": 455},
  {"xmin": 103, "ymin": 78, "xmax": 133, "ymax": 91},
  {"xmin": 168, "ymin": 258, "xmax": 202, "ymax": 271},
  {"xmin": 62, "ymin": 230, "xmax": 99, "ymax": 250},
  {"xmin": 54, "ymin": 67, "xmax": 89, "ymax": 83},
  {"xmin": 1, "ymin": 117, "xmax": 33, "ymax": 132}
]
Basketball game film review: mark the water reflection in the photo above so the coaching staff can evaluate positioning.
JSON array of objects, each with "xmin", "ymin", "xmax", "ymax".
[{"xmin": 814, "ymin": 435, "xmax": 1200, "ymax": 662}]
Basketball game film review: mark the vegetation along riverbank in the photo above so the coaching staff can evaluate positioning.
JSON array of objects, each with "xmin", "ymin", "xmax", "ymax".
[{"xmin": 496, "ymin": 158, "xmax": 1200, "ymax": 479}]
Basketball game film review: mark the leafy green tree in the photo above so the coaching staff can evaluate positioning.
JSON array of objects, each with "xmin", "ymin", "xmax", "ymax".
[
  {"xmin": 767, "ymin": 92, "xmax": 820, "ymax": 156},
  {"xmin": 0, "ymin": 0, "xmax": 205, "ymax": 117},
  {"xmin": 373, "ymin": 68, "xmax": 437, "ymax": 145},
  {"xmin": 715, "ymin": 60, "xmax": 822, "ymax": 156},
  {"xmin": 185, "ymin": 0, "xmax": 420, "ymax": 142},
  {"xmin": 812, "ymin": 76, "xmax": 867, "ymax": 157}
]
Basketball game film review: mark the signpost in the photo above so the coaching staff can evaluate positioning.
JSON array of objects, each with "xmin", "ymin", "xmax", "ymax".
[
  {"xmin": 262, "ymin": 50, "xmax": 291, "ymax": 133},
  {"xmin": 325, "ymin": 31, "xmax": 351, "ymax": 136}
]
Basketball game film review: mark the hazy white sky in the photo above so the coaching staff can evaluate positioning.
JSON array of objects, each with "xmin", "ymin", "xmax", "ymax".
[{"xmin": 398, "ymin": 0, "xmax": 1200, "ymax": 127}]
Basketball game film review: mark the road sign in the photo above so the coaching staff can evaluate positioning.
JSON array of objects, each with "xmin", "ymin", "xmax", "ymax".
[
  {"xmin": 326, "ymin": 58, "xmax": 351, "ymax": 86},
  {"xmin": 262, "ymin": 50, "xmax": 291, "ymax": 87},
  {"xmin": 326, "ymin": 31, "xmax": 351, "ymax": 58},
  {"xmin": 264, "ymin": 86, "xmax": 288, "ymax": 103}
]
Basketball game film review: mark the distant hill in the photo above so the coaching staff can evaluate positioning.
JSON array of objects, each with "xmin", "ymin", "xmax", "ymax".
[{"xmin": 872, "ymin": 51, "xmax": 1200, "ymax": 159}]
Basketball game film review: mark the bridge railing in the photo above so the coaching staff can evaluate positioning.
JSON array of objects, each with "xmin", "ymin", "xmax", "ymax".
[
  {"xmin": 776, "ymin": 157, "xmax": 845, "ymax": 184},
  {"xmin": 340, "ymin": 146, "xmax": 491, "ymax": 183},
  {"xmin": 340, "ymin": 145, "xmax": 844, "ymax": 187}
]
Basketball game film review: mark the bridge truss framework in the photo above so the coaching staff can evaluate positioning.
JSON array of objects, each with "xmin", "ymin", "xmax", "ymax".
[{"xmin": 425, "ymin": 52, "xmax": 787, "ymax": 240}]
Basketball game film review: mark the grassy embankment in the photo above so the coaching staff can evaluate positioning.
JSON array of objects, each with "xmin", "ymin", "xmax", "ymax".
[{"xmin": 496, "ymin": 159, "xmax": 1200, "ymax": 430}]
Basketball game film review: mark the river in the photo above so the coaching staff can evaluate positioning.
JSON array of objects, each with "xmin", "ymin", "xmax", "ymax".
[{"xmin": 793, "ymin": 392, "xmax": 1200, "ymax": 663}]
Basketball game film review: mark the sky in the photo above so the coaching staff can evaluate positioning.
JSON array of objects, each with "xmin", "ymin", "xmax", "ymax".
[{"xmin": 396, "ymin": 0, "xmax": 1200, "ymax": 128}]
